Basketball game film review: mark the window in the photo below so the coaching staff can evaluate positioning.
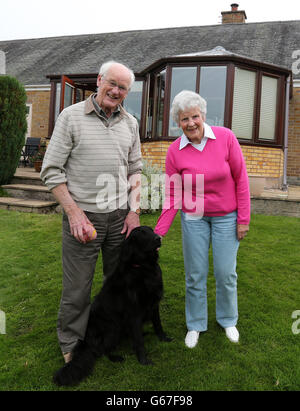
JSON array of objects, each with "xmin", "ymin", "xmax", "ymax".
[
  {"xmin": 200, "ymin": 66, "xmax": 227, "ymax": 127},
  {"xmin": 231, "ymin": 67, "xmax": 256, "ymax": 140},
  {"xmin": 168, "ymin": 67, "xmax": 197, "ymax": 136},
  {"xmin": 62, "ymin": 76, "xmax": 75, "ymax": 110},
  {"xmin": 155, "ymin": 70, "xmax": 166, "ymax": 137},
  {"xmin": 25, "ymin": 104, "xmax": 32, "ymax": 137},
  {"xmin": 146, "ymin": 74, "xmax": 154, "ymax": 138},
  {"xmin": 259, "ymin": 75, "xmax": 278, "ymax": 141},
  {"xmin": 55, "ymin": 83, "xmax": 61, "ymax": 122},
  {"xmin": 123, "ymin": 80, "xmax": 143, "ymax": 125},
  {"xmin": 47, "ymin": 56, "xmax": 288, "ymax": 148}
]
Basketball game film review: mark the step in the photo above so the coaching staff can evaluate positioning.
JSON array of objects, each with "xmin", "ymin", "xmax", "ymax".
[
  {"xmin": 0, "ymin": 197, "xmax": 59, "ymax": 214},
  {"xmin": 1, "ymin": 184, "xmax": 55, "ymax": 202},
  {"xmin": 11, "ymin": 168, "xmax": 44, "ymax": 186}
]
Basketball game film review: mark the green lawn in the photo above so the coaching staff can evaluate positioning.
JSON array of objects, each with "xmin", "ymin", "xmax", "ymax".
[{"xmin": 0, "ymin": 209, "xmax": 299, "ymax": 391}]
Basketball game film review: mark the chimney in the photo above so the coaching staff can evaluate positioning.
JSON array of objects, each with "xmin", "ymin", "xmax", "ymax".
[{"xmin": 221, "ymin": 3, "xmax": 247, "ymax": 24}]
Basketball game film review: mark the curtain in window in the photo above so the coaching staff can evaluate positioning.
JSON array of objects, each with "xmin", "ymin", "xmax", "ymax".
[
  {"xmin": 259, "ymin": 76, "xmax": 278, "ymax": 140},
  {"xmin": 231, "ymin": 68, "xmax": 256, "ymax": 140}
]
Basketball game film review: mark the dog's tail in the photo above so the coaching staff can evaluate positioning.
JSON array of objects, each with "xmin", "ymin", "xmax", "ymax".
[{"xmin": 53, "ymin": 340, "xmax": 97, "ymax": 386}]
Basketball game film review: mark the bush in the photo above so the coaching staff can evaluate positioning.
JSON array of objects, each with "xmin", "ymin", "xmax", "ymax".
[
  {"xmin": 141, "ymin": 159, "xmax": 164, "ymax": 214},
  {"xmin": 0, "ymin": 75, "xmax": 27, "ymax": 185}
]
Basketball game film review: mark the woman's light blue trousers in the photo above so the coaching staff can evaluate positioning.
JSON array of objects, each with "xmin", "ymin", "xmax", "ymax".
[{"xmin": 181, "ymin": 211, "xmax": 240, "ymax": 332}]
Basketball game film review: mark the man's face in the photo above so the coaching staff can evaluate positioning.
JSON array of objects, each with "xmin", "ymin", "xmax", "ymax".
[{"xmin": 96, "ymin": 64, "xmax": 131, "ymax": 116}]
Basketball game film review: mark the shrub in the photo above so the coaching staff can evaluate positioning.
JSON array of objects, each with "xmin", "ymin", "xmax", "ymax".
[
  {"xmin": 0, "ymin": 75, "xmax": 27, "ymax": 185},
  {"xmin": 141, "ymin": 159, "xmax": 164, "ymax": 214}
]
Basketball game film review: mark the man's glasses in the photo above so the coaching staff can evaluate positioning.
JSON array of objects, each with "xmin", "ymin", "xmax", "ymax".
[{"xmin": 103, "ymin": 78, "xmax": 129, "ymax": 94}]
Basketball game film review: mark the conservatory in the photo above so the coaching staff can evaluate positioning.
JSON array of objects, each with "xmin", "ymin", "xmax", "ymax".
[{"xmin": 47, "ymin": 47, "xmax": 292, "ymax": 189}]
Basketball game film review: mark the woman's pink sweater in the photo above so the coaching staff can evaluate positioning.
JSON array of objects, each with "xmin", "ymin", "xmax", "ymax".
[{"xmin": 154, "ymin": 126, "xmax": 250, "ymax": 237}]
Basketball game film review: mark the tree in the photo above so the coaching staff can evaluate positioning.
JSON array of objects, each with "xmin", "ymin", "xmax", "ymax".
[{"xmin": 0, "ymin": 75, "xmax": 27, "ymax": 185}]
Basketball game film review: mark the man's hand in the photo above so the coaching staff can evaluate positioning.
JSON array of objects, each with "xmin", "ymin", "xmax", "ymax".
[
  {"xmin": 51, "ymin": 183, "xmax": 96, "ymax": 243},
  {"xmin": 121, "ymin": 211, "xmax": 140, "ymax": 238},
  {"xmin": 67, "ymin": 208, "xmax": 96, "ymax": 243}
]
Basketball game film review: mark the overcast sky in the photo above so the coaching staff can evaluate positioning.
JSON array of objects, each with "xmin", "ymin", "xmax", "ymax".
[{"xmin": 0, "ymin": 0, "xmax": 299, "ymax": 41}]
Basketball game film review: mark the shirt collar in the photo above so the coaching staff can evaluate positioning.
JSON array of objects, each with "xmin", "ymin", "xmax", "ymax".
[
  {"xmin": 179, "ymin": 122, "xmax": 216, "ymax": 150},
  {"xmin": 92, "ymin": 94, "xmax": 120, "ymax": 119}
]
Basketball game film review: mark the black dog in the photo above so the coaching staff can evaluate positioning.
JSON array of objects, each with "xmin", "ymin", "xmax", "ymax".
[{"xmin": 53, "ymin": 226, "xmax": 171, "ymax": 386}]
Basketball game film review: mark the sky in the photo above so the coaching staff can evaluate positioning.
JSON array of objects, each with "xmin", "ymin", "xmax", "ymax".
[{"xmin": 0, "ymin": 0, "xmax": 299, "ymax": 41}]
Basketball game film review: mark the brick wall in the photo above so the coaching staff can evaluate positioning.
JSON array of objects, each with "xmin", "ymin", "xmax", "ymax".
[
  {"xmin": 221, "ymin": 11, "xmax": 246, "ymax": 24},
  {"xmin": 141, "ymin": 141, "xmax": 171, "ymax": 170},
  {"xmin": 241, "ymin": 146, "xmax": 284, "ymax": 179},
  {"xmin": 287, "ymin": 86, "xmax": 300, "ymax": 185},
  {"xmin": 26, "ymin": 90, "xmax": 50, "ymax": 139},
  {"xmin": 141, "ymin": 140, "xmax": 284, "ymax": 193}
]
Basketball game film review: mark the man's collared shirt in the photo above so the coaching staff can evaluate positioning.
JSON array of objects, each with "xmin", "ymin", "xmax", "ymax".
[
  {"xmin": 92, "ymin": 94, "xmax": 120, "ymax": 125},
  {"xmin": 179, "ymin": 122, "xmax": 216, "ymax": 152}
]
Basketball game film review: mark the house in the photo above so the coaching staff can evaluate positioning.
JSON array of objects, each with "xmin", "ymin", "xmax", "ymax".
[{"xmin": 1, "ymin": 3, "xmax": 300, "ymax": 196}]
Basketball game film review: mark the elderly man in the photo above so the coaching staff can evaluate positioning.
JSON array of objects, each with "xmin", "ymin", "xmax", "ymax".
[{"xmin": 41, "ymin": 61, "xmax": 142, "ymax": 362}]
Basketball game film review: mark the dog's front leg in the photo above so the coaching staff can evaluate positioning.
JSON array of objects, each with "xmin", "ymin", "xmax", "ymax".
[
  {"xmin": 152, "ymin": 305, "xmax": 172, "ymax": 342},
  {"xmin": 129, "ymin": 317, "xmax": 152, "ymax": 365}
]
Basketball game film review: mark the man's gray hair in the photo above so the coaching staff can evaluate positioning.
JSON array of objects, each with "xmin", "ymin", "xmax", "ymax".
[
  {"xmin": 171, "ymin": 90, "xmax": 207, "ymax": 124},
  {"xmin": 99, "ymin": 60, "xmax": 135, "ymax": 89}
]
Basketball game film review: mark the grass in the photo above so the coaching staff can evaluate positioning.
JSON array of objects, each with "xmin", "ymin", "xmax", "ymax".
[{"xmin": 0, "ymin": 209, "xmax": 300, "ymax": 391}]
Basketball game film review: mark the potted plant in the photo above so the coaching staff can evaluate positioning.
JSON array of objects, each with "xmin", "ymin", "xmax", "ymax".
[{"xmin": 30, "ymin": 144, "xmax": 46, "ymax": 172}]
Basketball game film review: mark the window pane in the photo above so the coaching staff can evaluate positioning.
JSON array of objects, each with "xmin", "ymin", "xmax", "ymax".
[
  {"xmin": 55, "ymin": 83, "xmax": 61, "ymax": 122},
  {"xmin": 146, "ymin": 74, "xmax": 154, "ymax": 138},
  {"xmin": 259, "ymin": 76, "xmax": 278, "ymax": 140},
  {"xmin": 200, "ymin": 66, "xmax": 227, "ymax": 126},
  {"xmin": 123, "ymin": 81, "xmax": 143, "ymax": 126},
  {"xmin": 168, "ymin": 67, "xmax": 197, "ymax": 136},
  {"xmin": 156, "ymin": 70, "xmax": 166, "ymax": 137},
  {"xmin": 232, "ymin": 68, "xmax": 256, "ymax": 140},
  {"xmin": 64, "ymin": 82, "xmax": 74, "ymax": 109}
]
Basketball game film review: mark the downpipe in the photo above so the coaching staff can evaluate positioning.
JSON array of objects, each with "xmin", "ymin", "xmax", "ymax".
[{"xmin": 282, "ymin": 75, "xmax": 291, "ymax": 191}]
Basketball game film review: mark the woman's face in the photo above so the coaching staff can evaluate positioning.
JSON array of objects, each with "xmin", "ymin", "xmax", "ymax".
[{"xmin": 178, "ymin": 107, "xmax": 204, "ymax": 144}]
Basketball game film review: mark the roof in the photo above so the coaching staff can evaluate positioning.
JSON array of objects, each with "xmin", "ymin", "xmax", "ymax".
[{"xmin": 0, "ymin": 20, "xmax": 299, "ymax": 85}]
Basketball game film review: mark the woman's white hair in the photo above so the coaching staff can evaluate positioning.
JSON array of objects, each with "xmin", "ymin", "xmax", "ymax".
[
  {"xmin": 99, "ymin": 60, "xmax": 135, "ymax": 89},
  {"xmin": 171, "ymin": 90, "xmax": 207, "ymax": 124}
]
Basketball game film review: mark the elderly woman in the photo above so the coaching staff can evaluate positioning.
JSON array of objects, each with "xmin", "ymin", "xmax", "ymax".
[{"xmin": 154, "ymin": 90, "xmax": 250, "ymax": 348}]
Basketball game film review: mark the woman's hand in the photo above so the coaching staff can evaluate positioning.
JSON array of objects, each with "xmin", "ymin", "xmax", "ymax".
[{"xmin": 237, "ymin": 224, "xmax": 249, "ymax": 241}]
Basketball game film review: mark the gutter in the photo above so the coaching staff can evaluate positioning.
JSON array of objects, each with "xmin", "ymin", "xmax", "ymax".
[{"xmin": 282, "ymin": 75, "xmax": 290, "ymax": 191}]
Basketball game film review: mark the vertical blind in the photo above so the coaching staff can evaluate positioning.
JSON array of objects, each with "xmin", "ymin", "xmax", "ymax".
[
  {"xmin": 259, "ymin": 75, "xmax": 278, "ymax": 140},
  {"xmin": 231, "ymin": 67, "xmax": 256, "ymax": 140}
]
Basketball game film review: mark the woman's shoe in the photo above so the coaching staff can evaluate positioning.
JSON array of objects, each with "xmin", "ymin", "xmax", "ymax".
[
  {"xmin": 185, "ymin": 330, "xmax": 200, "ymax": 348},
  {"xmin": 225, "ymin": 326, "xmax": 239, "ymax": 343}
]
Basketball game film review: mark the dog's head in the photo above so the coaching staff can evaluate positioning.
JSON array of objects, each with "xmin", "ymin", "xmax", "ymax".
[{"xmin": 120, "ymin": 226, "xmax": 161, "ymax": 267}]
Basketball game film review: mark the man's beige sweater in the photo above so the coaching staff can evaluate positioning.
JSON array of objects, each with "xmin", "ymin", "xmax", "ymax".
[{"xmin": 41, "ymin": 95, "xmax": 142, "ymax": 213}]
